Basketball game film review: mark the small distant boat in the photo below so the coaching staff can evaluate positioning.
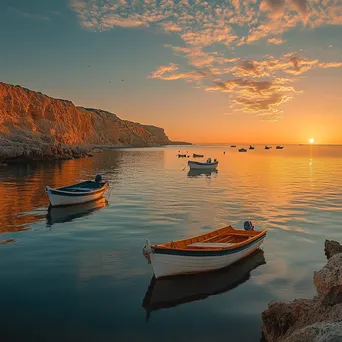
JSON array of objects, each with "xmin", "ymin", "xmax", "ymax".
[
  {"xmin": 231, "ymin": 145, "xmax": 236, "ymax": 148},
  {"xmin": 188, "ymin": 158, "xmax": 218, "ymax": 170},
  {"xmin": 142, "ymin": 249, "xmax": 266, "ymax": 321},
  {"xmin": 192, "ymin": 153, "xmax": 204, "ymax": 158},
  {"xmin": 177, "ymin": 154, "xmax": 187, "ymax": 158},
  {"xmin": 45, "ymin": 175, "xmax": 108, "ymax": 207},
  {"xmin": 276, "ymin": 146, "xmax": 284, "ymax": 149},
  {"xmin": 239, "ymin": 148, "xmax": 247, "ymax": 152},
  {"xmin": 249, "ymin": 145, "xmax": 254, "ymax": 150},
  {"xmin": 265, "ymin": 145, "xmax": 271, "ymax": 150},
  {"xmin": 142, "ymin": 222, "xmax": 267, "ymax": 278}
]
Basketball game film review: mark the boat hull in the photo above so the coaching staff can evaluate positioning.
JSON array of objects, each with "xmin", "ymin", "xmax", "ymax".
[
  {"xmin": 143, "ymin": 249, "xmax": 265, "ymax": 317},
  {"xmin": 150, "ymin": 235, "xmax": 265, "ymax": 278},
  {"xmin": 46, "ymin": 184, "xmax": 108, "ymax": 207},
  {"xmin": 188, "ymin": 161, "xmax": 218, "ymax": 170}
]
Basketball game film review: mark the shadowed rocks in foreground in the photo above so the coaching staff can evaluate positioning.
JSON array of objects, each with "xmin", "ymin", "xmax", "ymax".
[{"xmin": 261, "ymin": 240, "xmax": 342, "ymax": 342}]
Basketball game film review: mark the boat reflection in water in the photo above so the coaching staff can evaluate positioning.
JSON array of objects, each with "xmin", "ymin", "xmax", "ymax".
[
  {"xmin": 46, "ymin": 197, "xmax": 108, "ymax": 226},
  {"xmin": 142, "ymin": 249, "xmax": 266, "ymax": 321},
  {"xmin": 187, "ymin": 169, "xmax": 218, "ymax": 178}
]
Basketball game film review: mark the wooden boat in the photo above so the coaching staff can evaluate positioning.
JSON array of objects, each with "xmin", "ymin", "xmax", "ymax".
[
  {"xmin": 276, "ymin": 146, "xmax": 284, "ymax": 149},
  {"xmin": 45, "ymin": 175, "xmax": 109, "ymax": 207},
  {"xmin": 231, "ymin": 145, "xmax": 236, "ymax": 148},
  {"xmin": 142, "ymin": 223, "xmax": 267, "ymax": 278},
  {"xmin": 192, "ymin": 153, "xmax": 204, "ymax": 158},
  {"xmin": 249, "ymin": 145, "xmax": 254, "ymax": 150},
  {"xmin": 239, "ymin": 148, "xmax": 247, "ymax": 152},
  {"xmin": 142, "ymin": 249, "xmax": 265, "ymax": 321},
  {"xmin": 177, "ymin": 154, "xmax": 187, "ymax": 158},
  {"xmin": 265, "ymin": 145, "xmax": 271, "ymax": 149},
  {"xmin": 46, "ymin": 197, "xmax": 108, "ymax": 226},
  {"xmin": 188, "ymin": 158, "xmax": 218, "ymax": 170}
]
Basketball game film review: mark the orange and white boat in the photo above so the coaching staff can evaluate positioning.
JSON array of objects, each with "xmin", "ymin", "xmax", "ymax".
[
  {"xmin": 143, "ymin": 222, "xmax": 267, "ymax": 279},
  {"xmin": 142, "ymin": 249, "xmax": 266, "ymax": 320}
]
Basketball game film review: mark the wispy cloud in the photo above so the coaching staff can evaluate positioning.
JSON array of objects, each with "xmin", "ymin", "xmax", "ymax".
[
  {"xmin": 260, "ymin": 0, "xmax": 308, "ymax": 19},
  {"xmin": 69, "ymin": 0, "xmax": 342, "ymax": 43},
  {"xmin": 318, "ymin": 62, "xmax": 342, "ymax": 69},
  {"xmin": 149, "ymin": 63, "xmax": 204, "ymax": 82},
  {"xmin": 9, "ymin": 7, "xmax": 51, "ymax": 21},
  {"xmin": 205, "ymin": 78, "xmax": 297, "ymax": 120},
  {"xmin": 268, "ymin": 37, "xmax": 285, "ymax": 45},
  {"xmin": 69, "ymin": 0, "xmax": 342, "ymax": 121}
]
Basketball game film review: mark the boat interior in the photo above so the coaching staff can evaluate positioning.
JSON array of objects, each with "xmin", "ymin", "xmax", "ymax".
[
  {"xmin": 154, "ymin": 226, "xmax": 266, "ymax": 251},
  {"xmin": 58, "ymin": 181, "xmax": 106, "ymax": 192}
]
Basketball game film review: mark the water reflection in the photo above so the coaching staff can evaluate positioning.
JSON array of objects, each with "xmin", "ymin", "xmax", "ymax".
[
  {"xmin": 46, "ymin": 197, "xmax": 108, "ymax": 226},
  {"xmin": 0, "ymin": 238, "xmax": 15, "ymax": 245},
  {"xmin": 142, "ymin": 249, "xmax": 266, "ymax": 321},
  {"xmin": 187, "ymin": 169, "xmax": 218, "ymax": 178},
  {"xmin": 0, "ymin": 151, "xmax": 121, "ymax": 233}
]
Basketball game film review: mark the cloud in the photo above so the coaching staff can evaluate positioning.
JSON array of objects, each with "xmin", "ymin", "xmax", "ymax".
[
  {"xmin": 206, "ymin": 77, "xmax": 297, "ymax": 119},
  {"xmin": 290, "ymin": 0, "xmax": 309, "ymax": 19},
  {"xmin": 149, "ymin": 63, "xmax": 179, "ymax": 78},
  {"xmin": 70, "ymin": 0, "xmax": 342, "ymax": 43},
  {"xmin": 261, "ymin": 0, "xmax": 286, "ymax": 17},
  {"xmin": 231, "ymin": 60, "xmax": 270, "ymax": 78},
  {"xmin": 68, "ymin": 0, "xmax": 342, "ymax": 121},
  {"xmin": 9, "ymin": 7, "xmax": 50, "ymax": 21},
  {"xmin": 260, "ymin": 0, "xmax": 308, "ymax": 19},
  {"xmin": 149, "ymin": 63, "xmax": 204, "ymax": 82},
  {"xmin": 268, "ymin": 37, "xmax": 285, "ymax": 45},
  {"xmin": 285, "ymin": 56, "xmax": 319, "ymax": 75},
  {"xmin": 150, "ymin": 52, "xmax": 342, "ymax": 119},
  {"xmin": 318, "ymin": 62, "xmax": 342, "ymax": 69},
  {"xmin": 158, "ymin": 21, "xmax": 182, "ymax": 32}
]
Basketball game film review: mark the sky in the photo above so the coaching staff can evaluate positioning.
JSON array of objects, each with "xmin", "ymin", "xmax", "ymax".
[{"xmin": 0, "ymin": 0, "xmax": 341, "ymax": 144}]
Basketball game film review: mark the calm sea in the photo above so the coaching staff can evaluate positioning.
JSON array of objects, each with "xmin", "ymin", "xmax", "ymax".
[{"xmin": 1, "ymin": 145, "xmax": 342, "ymax": 342}]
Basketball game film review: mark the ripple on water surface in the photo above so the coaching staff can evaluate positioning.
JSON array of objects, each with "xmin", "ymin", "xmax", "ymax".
[{"xmin": 0, "ymin": 145, "xmax": 342, "ymax": 341}]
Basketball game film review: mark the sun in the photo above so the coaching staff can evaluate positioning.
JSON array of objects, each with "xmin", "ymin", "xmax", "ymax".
[{"xmin": 309, "ymin": 138, "xmax": 315, "ymax": 144}]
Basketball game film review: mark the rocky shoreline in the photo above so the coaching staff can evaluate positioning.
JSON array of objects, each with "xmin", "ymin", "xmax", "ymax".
[
  {"xmin": 0, "ymin": 141, "xmax": 192, "ymax": 164},
  {"xmin": 0, "ymin": 82, "xmax": 191, "ymax": 164},
  {"xmin": 0, "ymin": 136, "xmax": 92, "ymax": 164},
  {"xmin": 261, "ymin": 240, "xmax": 342, "ymax": 341}
]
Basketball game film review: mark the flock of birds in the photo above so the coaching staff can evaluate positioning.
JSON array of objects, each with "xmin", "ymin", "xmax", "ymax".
[{"xmin": 87, "ymin": 65, "xmax": 124, "ymax": 83}]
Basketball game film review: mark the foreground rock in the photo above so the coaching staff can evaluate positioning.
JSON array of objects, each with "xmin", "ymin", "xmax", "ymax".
[
  {"xmin": 261, "ymin": 240, "xmax": 342, "ymax": 342},
  {"xmin": 325, "ymin": 240, "xmax": 342, "ymax": 260},
  {"xmin": 0, "ymin": 82, "xmax": 190, "ymax": 163}
]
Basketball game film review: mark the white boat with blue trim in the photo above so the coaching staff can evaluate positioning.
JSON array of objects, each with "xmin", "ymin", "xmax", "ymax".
[
  {"xmin": 143, "ymin": 221, "xmax": 267, "ymax": 279},
  {"xmin": 188, "ymin": 158, "xmax": 218, "ymax": 170},
  {"xmin": 45, "ymin": 175, "xmax": 109, "ymax": 207}
]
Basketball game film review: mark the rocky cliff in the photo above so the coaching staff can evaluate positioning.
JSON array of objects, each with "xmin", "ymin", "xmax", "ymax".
[
  {"xmin": 0, "ymin": 82, "xmax": 186, "ymax": 162},
  {"xmin": 261, "ymin": 240, "xmax": 342, "ymax": 342}
]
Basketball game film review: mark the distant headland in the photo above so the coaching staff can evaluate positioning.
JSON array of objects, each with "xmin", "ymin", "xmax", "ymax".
[{"xmin": 0, "ymin": 82, "xmax": 191, "ymax": 163}]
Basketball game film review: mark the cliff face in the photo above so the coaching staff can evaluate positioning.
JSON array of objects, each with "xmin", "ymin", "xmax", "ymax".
[{"xmin": 0, "ymin": 82, "xmax": 175, "ymax": 162}]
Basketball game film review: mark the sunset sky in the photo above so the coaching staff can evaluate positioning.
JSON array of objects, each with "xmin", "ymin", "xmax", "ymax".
[{"xmin": 0, "ymin": 0, "xmax": 341, "ymax": 144}]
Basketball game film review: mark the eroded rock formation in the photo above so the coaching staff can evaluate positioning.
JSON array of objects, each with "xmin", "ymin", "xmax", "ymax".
[
  {"xmin": 261, "ymin": 240, "xmax": 342, "ymax": 342},
  {"xmin": 0, "ymin": 82, "xmax": 184, "ymax": 162}
]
